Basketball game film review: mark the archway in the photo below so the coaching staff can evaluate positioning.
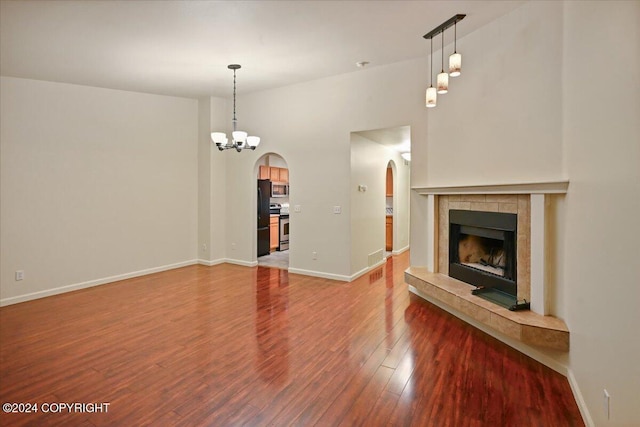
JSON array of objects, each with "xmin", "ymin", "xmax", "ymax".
[{"xmin": 254, "ymin": 153, "xmax": 290, "ymax": 269}]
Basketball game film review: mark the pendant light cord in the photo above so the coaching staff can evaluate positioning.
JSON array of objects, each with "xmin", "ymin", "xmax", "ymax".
[
  {"xmin": 430, "ymin": 37, "xmax": 433, "ymax": 86},
  {"xmin": 454, "ymin": 21, "xmax": 457, "ymax": 53},
  {"xmin": 441, "ymin": 29, "xmax": 445, "ymax": 72}
]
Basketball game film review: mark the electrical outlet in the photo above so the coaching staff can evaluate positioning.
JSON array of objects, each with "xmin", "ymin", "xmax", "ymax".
[
  {"xmin": 294, "ymin": 205, "xmax": 301, "ymax": 213},
  {"xmin": 15, "ymin": 270, "xmax": 24, "ymax": 281},
  {"xmin": 202, "ymin": 244, "xmax": 207, "ymax": 252},
  {"xmin": 604, "ymin": 389, "xmax": 610, "ymax": 420},
  {"xmin": 333, "ymin": 206, "xmax": 341, "ymax": 214},
  {"xmin": 231, "ymin": 243, "xmax": 236, "ymax": 250},
  {"xmin": 312, "ymin": 251, "xmax": 317, "ymax": 260}
]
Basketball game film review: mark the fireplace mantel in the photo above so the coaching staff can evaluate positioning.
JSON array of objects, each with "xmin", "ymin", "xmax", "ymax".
[
  {"xmin": 408, "ymin": 183, "xmax": 570, "ymax": 352},
  {"xmin": 413, "ymin": 180, "xmax": 569, "ymax": 195}
]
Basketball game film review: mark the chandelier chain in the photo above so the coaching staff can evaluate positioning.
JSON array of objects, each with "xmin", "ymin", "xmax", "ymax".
[{"xmin": 232, "ymin": 68, "xmax": 237, "ymax": 130}]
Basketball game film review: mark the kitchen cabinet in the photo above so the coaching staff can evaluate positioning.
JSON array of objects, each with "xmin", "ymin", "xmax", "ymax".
[
  {"xmin": 279, "ymin": 168, "xmax": 289, "ymax": 183},
  {"xmin": 268, "ymin": 166, "xmax": 289, "ymax": 183},
  {"xmin": 269, "ymin": 167, "xmax": 280, "ymax": 182},
  {"xmin": 259, "ymin": 165, "xmax": 270, "ymax": 180},
  {"xmin": 386, "ymin": 216, "xmax": 393, "ymax": 251},
  {"xmin": 270, "ymin": 215, "xmax": 279, "ymax": 251}
]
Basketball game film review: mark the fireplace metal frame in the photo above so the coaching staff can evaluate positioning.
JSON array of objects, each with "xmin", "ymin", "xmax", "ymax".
[{"xmin": 449, "ymin": 209, "xmax": 527, "ymax": 310}]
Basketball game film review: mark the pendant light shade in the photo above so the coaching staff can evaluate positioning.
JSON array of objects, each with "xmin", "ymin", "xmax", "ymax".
[
  {"xmin": 449, "ymin": 20, "xmax": 461, "ymax": 77},
  {"xmin": 423, "ymin": 14, "xmax": 465, "ymax": 108},
  {"xmin": 437, "ymin": 29, "xmax": 448, "ymax": 94},
  {"xmin": 449, "ymin": 53, "xmax": 462, "ymax": 77},
  {"xmin": 426, "ymin": 87, "xmax": 437, "ymax": 108},
  {"xmin": 426, "ymin": 36, "xmax": 437, "ymax": 108},
  {"xmin": 437, "ymin": 72, "xmax": 449, "ymax": 94}
]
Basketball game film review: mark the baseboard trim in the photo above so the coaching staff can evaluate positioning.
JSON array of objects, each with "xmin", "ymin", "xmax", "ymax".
[
  {"xmin": 349, "ymin": 259, "xmax": 387, "ymax": 282},
  {"xmin": 197, "ymin": 258, "xmax": 226, "ymax": 266},
  {"xmin": 0, "ymin": 259, "xmax": 199, "ymax": 307},
  {"xmin": 287, "ymin": 267, "xmax": 350, "ymax": 282},
  {"xmin": 408, "ymin": 284, "xmax": 569, "ymax": 375},
  {"xmin": 223, "ymin": 258, "xmax": 258, "ymax": 267},
  {"xmin": 392, "ymin": 245, "xmax": 410, "ymax": 256},
  {"xmin": 567, "ymin": 368, "xmax": 594, "ymax": 427}
]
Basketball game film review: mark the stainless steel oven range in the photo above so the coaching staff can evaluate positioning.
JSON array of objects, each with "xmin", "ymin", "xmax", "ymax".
[{"xmin": 278, "ymin": 214, "xmax": 289, "ymax": 251}]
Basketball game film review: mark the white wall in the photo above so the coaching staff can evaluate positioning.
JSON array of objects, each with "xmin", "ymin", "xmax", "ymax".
[
  {"xmin": 216, "ymin": 60, "xmax": 428, "ymax": 279},
  {"xmin": 562, "ymin": 2, "xmax": 640, "ymax": 425},
  {"xmin": 0, "ymin": 77, "xmax": 199, "ymax": 304},
  {"xmin": 415, "ymin": 1, "xmax": 640, "ymax": 424},
  {"xmin": 418, "ymin": 1, "xmax": 565, "ymax": 187},
  {"xmin": 350, "ymin": 133, "xmax": 410, "ymax": 275}
]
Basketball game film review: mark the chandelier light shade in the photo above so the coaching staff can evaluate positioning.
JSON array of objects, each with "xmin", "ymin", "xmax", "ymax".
[
  {"xmin": 437, "ymin": 29, "xmax": 448, "ymax": 94},
  {"xmin": 426, "ymin": 37, "xmax": 437, "ymax": 108},
  {"xmin": 437, "ymin": 72, "xmax": 449, "ymax": 94},
  {"xmin": 449, "ymin": 20, "xmax": 462, "ymax": 77},
  {"xmin": 423, "ymin": 14, "xmax": 466, "ymax": 108},
  {"xmin": 211, "ymin": 64, "xmax": 260, "ymax": 152}
]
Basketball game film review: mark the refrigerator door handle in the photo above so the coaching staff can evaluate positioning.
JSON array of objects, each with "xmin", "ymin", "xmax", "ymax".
[{"xmin": 257, "ymin": 187, "xmax": 262, "ymax": 221}]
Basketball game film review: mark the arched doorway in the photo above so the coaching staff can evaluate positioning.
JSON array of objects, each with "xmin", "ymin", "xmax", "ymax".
[
  {"xmin": 385, "ymin": 160, "xmax": 396, "ymax": 256},
  {"xmin": 255, "ymin": 153, "xmax": 290, "ymax": 269}
]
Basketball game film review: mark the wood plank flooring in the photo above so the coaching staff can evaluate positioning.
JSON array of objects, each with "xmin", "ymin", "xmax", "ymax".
[{"xmin": 0, "ymin": 252, "xmax": 584, "ymax": 426}]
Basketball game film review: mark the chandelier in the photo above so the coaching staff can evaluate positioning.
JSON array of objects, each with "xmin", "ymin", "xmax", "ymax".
[
  {"xmin": 211, "ymin": 64, "xmax": 260, "ymax": 151},
  {"xmin": 424, "ymin": 14, "xmax": 466, "ymax": 108}
]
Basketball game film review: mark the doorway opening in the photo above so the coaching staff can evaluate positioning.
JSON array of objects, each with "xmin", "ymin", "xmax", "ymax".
[
  {"xmin": 385, "ymin": 161, "xmax": 395, "ymax": 257},
  {"xmin": 255, "ymin": 153, "xmax": 290, "ymax": 270}
]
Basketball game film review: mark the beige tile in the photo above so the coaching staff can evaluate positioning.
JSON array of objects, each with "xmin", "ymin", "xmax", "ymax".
[
  {"xmin": 489, "ymin": 313, "xmax": 521, "ymax": 340},
  {"xmin": 449, "ymin": 201, "xmax": 471, "ymax": 210},
  {"xmin": 448, "ymin": 195, "xmax": 462, "ymax": 202},
  {"xmin": 486, "ymin": 195, "xmax": 517, "ymax": 203},
  {"xmin": 460, "ymin": 195, "xmax": 486, "ymax": 203},
  {"xmin": 458, "ymin": 299, "xmax": 491, "ymax": 323},
  {"xmin": 471, "ymin": 202, "xmax": 499, "ymax": 212},
  {"xmin": 521, "ymin": 326, "xmax": 569, "ymax": 351},
  {"xmin": 499, "ymin": 203, "xmax": 518, "ymax": 213},
  {"xmin": 434, "ymin": 287, "xmax": 457, "ymax": 307}
]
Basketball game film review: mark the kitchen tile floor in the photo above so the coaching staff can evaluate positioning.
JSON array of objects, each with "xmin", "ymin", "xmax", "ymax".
[{"xmin": 258, "ymin": 250, "xmax": 289, "ymax": 269}]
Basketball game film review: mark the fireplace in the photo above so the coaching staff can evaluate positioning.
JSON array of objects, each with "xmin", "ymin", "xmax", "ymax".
[{"xmin": 449, "ymin": 209, "xmax": 527, "ymax": 310}]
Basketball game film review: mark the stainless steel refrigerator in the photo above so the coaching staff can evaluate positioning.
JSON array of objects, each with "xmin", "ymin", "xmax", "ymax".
[{"xmin": 257, "ymin": 179, "xmax": 271, "ymax": 257}]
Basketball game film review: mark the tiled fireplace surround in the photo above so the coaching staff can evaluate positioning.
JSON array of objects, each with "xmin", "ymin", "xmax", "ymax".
[{"xmin": 406, "ymin": 182, "xmax": 570, "ymax": 351}]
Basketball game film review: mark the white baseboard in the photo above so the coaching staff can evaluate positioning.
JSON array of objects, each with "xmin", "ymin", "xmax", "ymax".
[
  {"xmin": 349, "ymin": 259, "xmax": 387, "ymax": 282},
  {"xmin": 223, "ymin": 258, "xmax": 258, "ymax": 267},
  {"xmin": 0, "ymin": 259, "xmax": 199, "ymax": 307},
  {"xmin": 567, "ymin": 368, "xmax": 594, "ymax": 427},
  {"xmin": 392, "ymin": 245, "xmax": 410, "ymax": 255},
  {"xmin": 287, "ymin": 267, "xmax": 350, "ymax": 282},
  {"xmin": 197, "ymin": 258, "xmax": 225, "ymax": 266}
]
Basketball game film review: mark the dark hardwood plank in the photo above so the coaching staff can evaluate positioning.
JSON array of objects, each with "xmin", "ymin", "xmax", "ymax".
[{"xmin": 0, "ymin": 252, "xmax": 584, "ymax": 426}]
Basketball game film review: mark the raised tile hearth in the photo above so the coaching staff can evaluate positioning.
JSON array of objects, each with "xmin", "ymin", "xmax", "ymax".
[
  {"xmin": 406, "ymin": 267, "xmax": 569, "ymax": 351},
  {"xmin": 409, "ymin": 181, "xmax": 570, "ymax": 352}
]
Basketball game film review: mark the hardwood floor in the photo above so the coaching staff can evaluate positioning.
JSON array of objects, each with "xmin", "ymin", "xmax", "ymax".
[{"xmin": 0, "ymin": 252, "xmax": 584, "ymax": 426}]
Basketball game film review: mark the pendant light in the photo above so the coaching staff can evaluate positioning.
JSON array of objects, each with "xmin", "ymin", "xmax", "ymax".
[
  {"xmin": 449, "ymin": 20, "xmax": 462, "ymax": 77},
  {"xmin": 211, "ymin": 64, "xmax": 260, "ymax": 152},
  {"xmin": 426, "ymin": 37, "xmax": 437, "ymax": 108},
  {"xmin": 436, "ymin": 29, "xmax": 449, "ymax": 94}
]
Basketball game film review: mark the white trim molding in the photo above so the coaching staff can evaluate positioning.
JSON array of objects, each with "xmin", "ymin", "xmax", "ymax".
[
  {"xmin": 223, "ymin": 258, "xmax": 259, "ymax": 268},
  {"xmin": 413, "ymin": 180, "xmax": 569, "ymax": 195},
  {"xmin": 0, "ymin": 259, "xmax": 199, "ymax": 307},
  {"xmin": 391, "ymin": 245, "xmax": 410, "ymax": 256},
  {"xmin": 287, "ymin": 267, "xmax": 350, "ymax": 282}
]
